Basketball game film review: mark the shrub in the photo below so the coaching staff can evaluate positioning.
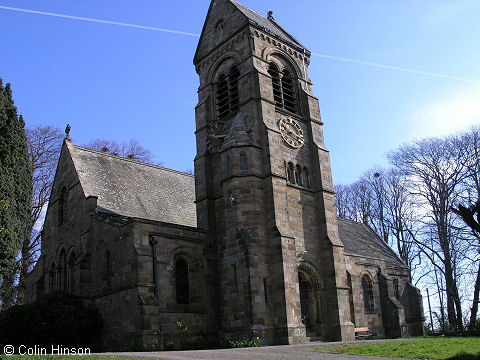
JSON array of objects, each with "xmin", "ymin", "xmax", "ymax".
[
  {"xmin": 229, "ymin": 337, "xmax": 260, "ymax": 348},
  {"xmin": 0, "ymin": 292, "xmax": 103, "ymax": 351}
]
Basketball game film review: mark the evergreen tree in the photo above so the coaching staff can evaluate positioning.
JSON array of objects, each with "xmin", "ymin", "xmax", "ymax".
[{"xmin": 0, "ymin": 79, "xmax": 32, "ymax": 286}]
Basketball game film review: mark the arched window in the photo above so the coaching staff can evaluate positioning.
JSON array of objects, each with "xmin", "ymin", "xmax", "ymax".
[
  {"xmin": 393, "ymin": 278, "xmax": 400, "ymax": 300},
  {"xmin": 281, "ymin": 69, "xmax": 297, "ymax": 113},
  {"xmin": 287, "ymin": 162, "xmax": 295, "ymax": 184},
  {"xmin": 295, "ymin": 165, "xmax": 303, "ymax": 186},
  {"xmin": 229, "ymin": 66, "xmax": 239, "ymax": 112},
  {"xmin": 217, "ymin": 74, "xmax": 229, "ymax": 119},
  {"xmin": 226, "ymin": 155, "xmax": 232, "ymax": 174},
  {"xmin": 240, "ymin": 153, "xmax": 247, "ymax": 170},
  {"xmin": 362, "ymin": 275, "xmax": 374, "ymax": 312},
  {"xmin": 303, "ymin": 167, "xmax": 311, "ymax": 189},
  {"xmin": 175, "ymin": 258, "xmax": 189, "ymax": 304},
  {"xmin": 268, "ymin": 62, "xmax": 282, "ymax": 107},
  {"xmin": 58, "ymin": 187, "xmax": 67, "ymax": 225},
  {"xmin": 49, "ymin": 261, "xmax": 56, "ymax": 293},
  {"xmin": 58, "ymin": 250, "xmax": 67, "ymax": 291},
  {"xmin": 268, "ymin": 62, "xmax": 298, "ymax": 114},
  {"xmin": 216, "ymin": 66, "xmax": 240, "ymax": 119},
  {"xmin": 68, "ymin": 252, "xmax": 76, "ymax": 293}
]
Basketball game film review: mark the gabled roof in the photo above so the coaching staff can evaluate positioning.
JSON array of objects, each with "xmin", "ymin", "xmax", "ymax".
[
  {"xmin": 67, "ymin": 142, "xmax": 197, "ymax": 228},
  {"xmin": 230, "ymin": 0, "xmax": 307, "ymax": 51},
  {"xmin": 194, "ymin": 0, "xmax": 308, "ymax": 64},
  {"xmin": 338, "ymin": 218, "xmax": 408, "ymax": 269}
]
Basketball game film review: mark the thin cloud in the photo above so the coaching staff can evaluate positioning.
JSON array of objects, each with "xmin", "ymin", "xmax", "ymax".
[
  {"xmin": 405, "ymin": 85, "xmax": 480, "ymax": 139},
  {"xmin": 311, "ymin": 53, "xmax": 480, "ymax": 85},
  {"xmin": 1, "ymin": 5, "xmax": 480, "ymax": 84},
  {"xmin": 423, "ymin": 1, "xmax": 472, "ymax": 27},
  {"xmin": 0, "ymin": 5, "xmax": 200, "ymax": 37}
]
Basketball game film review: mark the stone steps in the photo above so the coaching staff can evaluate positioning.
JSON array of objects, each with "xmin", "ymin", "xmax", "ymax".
[{"xmin": 307, "ymin": 330, "xmax": 322, "ymax": 342}]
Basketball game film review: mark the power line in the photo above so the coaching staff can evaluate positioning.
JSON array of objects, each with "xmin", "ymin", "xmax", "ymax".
[{"xmin": 1, "ymin": 5, "xmax": 479, "ymax": 84}]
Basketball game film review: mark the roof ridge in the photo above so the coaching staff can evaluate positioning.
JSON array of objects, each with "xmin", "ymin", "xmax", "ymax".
[
  {"xmin": 230, "ymin": 0, "xmax": 307, "ymax": 51},
  {"xmin": 230, "ymin": 0, "xmax": 265, "ymax": 19},
  {"xmin": 71, "ymin": 144, "xmax": 195, "ymax": 178},
  {"xmin": 337, "ymin": 217, "xmax": 362, "ymax": 224},
  {"xmin": 266, "ymin": 15, "xmax": 304, "ymax": 48}
]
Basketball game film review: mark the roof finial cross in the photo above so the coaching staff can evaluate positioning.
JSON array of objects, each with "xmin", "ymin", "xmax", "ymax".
[
  {"xmin": 267, "ymin": 11, "xmax": 274, "ymax": 19},
  {"xmin": 65, "ymin": 124, "xmax": 71, "ymax": 140}
]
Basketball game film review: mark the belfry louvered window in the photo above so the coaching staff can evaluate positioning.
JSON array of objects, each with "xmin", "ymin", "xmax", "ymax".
[
  {"xmin": 268, "ymin": 63, "xmax": 283, "ymax": 107},
  {"xmin": 216, "ymin": 66, "xmax": 240, "ymax": 119},
  {"xmin": 281, "ymin": 69, "xmax": 297, "ymax": 113},
  {"xmin": 268, "ymin": 62, "xmax": 297, "ymax": 114}
]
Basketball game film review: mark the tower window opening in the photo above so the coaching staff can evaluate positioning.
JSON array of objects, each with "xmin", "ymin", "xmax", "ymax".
[
  {"xmin": 229, "ymin": 66, "xmax": 239, "ymax": 112},
  {"xmin": 295, "ymin": 165, "xmax": 303, "ymax": 186},
  {"xmin": 287, "ymin": 162, "xmax": 295, "ymax": 184},
  {"xmin": 217, "ymin": 74, "xmax": 230, "ymax": 119},
  {"xmin": 268, "ymin": 62, "xmax": 283, "ymax": 107},
  {"xmin": 226, "ymin": 155, "xmax": 232, "ymax": 174},
  {"xmin": 216, "ymin": 66, "xmax": 240, "ymax": 119},
  {"xmin": 281, "ymin": 69, "xmax": 297, "ymax": 113},
  {"xmin": 240, "ymin": 153, "xmax": 247, "ymax": 170}
]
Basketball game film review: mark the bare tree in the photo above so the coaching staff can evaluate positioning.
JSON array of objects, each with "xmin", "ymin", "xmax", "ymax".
[
  {"xmin": 21, "ymin": 126, "xmax": 64, "ymax": 303},
  {"xmin": 383, "ymin": 168, "xmax": 421, "ymax": 276},
  {"xmin": 452, "ymin": 126, "xmax": 480, "ymax": 329},
  {"xmin": 363, "ymin": 169, "xmax": 390, "ymax": 243},
  {"xmin": 334, "ymin": 184, "xmax": 353, "ymax": 219},
  {"xmin": 389, "ymin": 135, "xmax": 469, "ymax": 330},
  {"xmin": 350, "ymin": 178, "xmax": 374, "ymax": 224},
  {"xmin": 84, "ymin": 138, "xmax": 154, "ymax": 163}
]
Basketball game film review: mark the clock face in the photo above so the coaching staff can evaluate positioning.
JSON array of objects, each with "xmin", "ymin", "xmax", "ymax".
[
  {"xmin": 206, "ymin": 119, "xmax": 226, "ymax": 153},
  {"xmin": 278, "ymin": 117, "xmax": 305, "ymax": 149}
]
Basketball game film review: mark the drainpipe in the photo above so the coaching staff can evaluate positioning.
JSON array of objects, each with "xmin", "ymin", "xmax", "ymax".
[{"xmin": 149, "ymin": 235, "xmax": 159, "ymax": 300}]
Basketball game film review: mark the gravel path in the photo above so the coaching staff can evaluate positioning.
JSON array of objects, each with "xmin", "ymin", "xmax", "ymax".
[{"xmin": 96, "ymin": 339, "xmax": 421, "ymax": 360}]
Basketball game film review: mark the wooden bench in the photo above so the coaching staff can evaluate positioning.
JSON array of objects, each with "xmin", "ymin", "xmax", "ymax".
[{"xmin": 354, "ymin": 327, "xmax": 373, "ymax": 339}]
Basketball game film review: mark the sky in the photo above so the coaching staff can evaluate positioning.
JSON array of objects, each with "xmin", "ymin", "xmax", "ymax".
[{"xmin": 1, "ymin": 0, "xmax": 479, "ymax": 184}]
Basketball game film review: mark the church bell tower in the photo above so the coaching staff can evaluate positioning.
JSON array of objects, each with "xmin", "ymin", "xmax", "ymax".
[{"xmin": 193, "ymin": 0, "xmax": 355, "ymax": 344}]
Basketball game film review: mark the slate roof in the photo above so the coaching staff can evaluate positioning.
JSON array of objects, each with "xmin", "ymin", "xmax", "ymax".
[
  {"xmin": 65, "ymin": 145, "xmax": 404, "ymax": 266},
  {"xmin": 68, "ymin": 143, "xmax": 197, "ymax": 228},
  {"xmin": 338, "ymin": 218, "xmax": 407, "ymax": 269},
  {"xmin": 230, "ymin": 0, "xmax": 307, "ymax": 51}
]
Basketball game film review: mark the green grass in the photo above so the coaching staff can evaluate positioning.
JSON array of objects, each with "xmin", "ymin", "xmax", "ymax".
[{"xmin": 306, "ymin": 337, "xmax": 480, "ymax": 359}]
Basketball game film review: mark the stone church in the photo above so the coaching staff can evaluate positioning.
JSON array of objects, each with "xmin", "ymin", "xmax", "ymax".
[{"xmin": 26, "ymin": 0, "xmax": 425, "ymax": 350}]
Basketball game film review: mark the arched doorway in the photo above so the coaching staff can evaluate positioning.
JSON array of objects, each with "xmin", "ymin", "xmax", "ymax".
[
  {"xmin": 298, "ymin": 267, "xmax": 321, "ymax": 331},
  {"xmin": 299, "ymin": 272, "xmax": 311, "ymax": 325}
]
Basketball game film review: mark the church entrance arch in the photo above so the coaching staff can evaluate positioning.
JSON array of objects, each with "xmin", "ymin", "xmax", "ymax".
[
  {"xmin": 299, "ymin": 273, "xmax": 311, "ymax": 325},
  {"xmin": 298, "ymin": 266, "xmax": 321, "ymax": 330}
]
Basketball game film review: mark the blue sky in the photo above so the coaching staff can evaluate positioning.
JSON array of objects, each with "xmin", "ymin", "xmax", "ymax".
[{"xmin": 1, "ymin": 0, "xmax": 479, "ymax": 184}]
